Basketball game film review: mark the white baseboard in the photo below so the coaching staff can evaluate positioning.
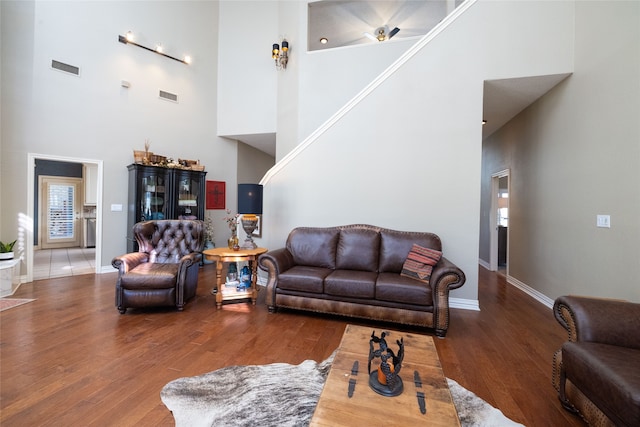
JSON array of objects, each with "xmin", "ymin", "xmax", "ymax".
[
  {"xmin": 1, "ymin": 274, "xmax": 27, "ymax": 297},
  {"xmin": 478, "ymin": 261, "xmax": 553, "ymax": 309},
  {"xmin": 506, "ymin": 275, "xmax": 554, "ymax": 309},
  {"xmin": 478, "ymin": 258, "xmax": 491, "ymax": 270},
  {"xmin": 100, "ymin": 265, "xmax": 115, "ymax": 274},
  {"xmin": 450, "ymin": 297, "xmax": 480, "ymax": 311}
]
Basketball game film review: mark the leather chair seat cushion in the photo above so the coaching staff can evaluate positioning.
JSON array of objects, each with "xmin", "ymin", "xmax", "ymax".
[
  {"xmin": 563, "ymin": 341, "xmax": 640, "ymax": 426},
  {"xmin": 325, "ymin": 270, "xmax": 377, "ymax": 299},
  {"xmin": 278, "ymin": 266, "xmax": 332, "ymax": 294},
  {"xmin": 376, "ymin": 272, "xmax": 433, "ymax": 306},
  {"xmin": 336, "ymin": 229, "xmax": 380, "ymax": 272},
  {"xmin": 120, "ymin": 263, "xmax": 180, "ymax": 289},
  {"xmin": 286, "ymin": 228, "xmax": 340, "ymax": 269}
]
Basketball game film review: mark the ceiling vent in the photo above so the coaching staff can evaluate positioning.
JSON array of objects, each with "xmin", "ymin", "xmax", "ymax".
[
  {"xmin": 51, "ymin": 59, "xmax": 80, "ymax": 76},
  {"xmin": 159, "ymin": 90, "xmax": 178, "ymax": 103}
]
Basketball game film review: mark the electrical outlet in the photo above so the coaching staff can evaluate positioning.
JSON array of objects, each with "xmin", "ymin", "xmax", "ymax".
[{"xmin": 596, "ymin": 215, "xmax": 611, "ymax": 228}]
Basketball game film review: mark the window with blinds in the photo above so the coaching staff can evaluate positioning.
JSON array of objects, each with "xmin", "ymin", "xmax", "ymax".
[{"xmin": 48, "ymin": 184, "xmax": 75, "ymax": 239}]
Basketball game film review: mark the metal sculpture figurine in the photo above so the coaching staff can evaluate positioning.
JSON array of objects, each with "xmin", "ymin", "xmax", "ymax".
[{"xmin": 367, "ymin": 330, "xmax": 405, "ymax": 396}]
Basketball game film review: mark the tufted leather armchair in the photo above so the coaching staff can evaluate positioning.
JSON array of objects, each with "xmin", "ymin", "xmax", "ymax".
[{"xmin": 112, "ymin": 219, "xmax": 205, "ymax": 314}]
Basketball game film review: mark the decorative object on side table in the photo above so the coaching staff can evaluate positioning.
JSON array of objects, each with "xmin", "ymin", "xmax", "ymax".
[
  {"xmin": 239, "ymin": 265, "xmax": 251, "ymax": 291},
  {"xmin": 0, "ymin": 240, "xmax": 16, "ymax": 261},
  {"xmin": 223, "ymin": 210, "xmax": 240, "ymax": 250},
  {"xmin": 238, "ymin": 184, "xmax": 263, "ymax": 249},
  {"xmin": 226, "ymin": 262, "xmax": 238, "ymax": 286},
  {"xmin": 367, "ymin": 330, "xmax": 405, "ymax": 397}
]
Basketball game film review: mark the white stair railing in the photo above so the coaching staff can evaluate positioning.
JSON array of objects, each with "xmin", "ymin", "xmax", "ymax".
[{"xmin": 261, "ymin": 0, "xmax": 478, "ymax": 185}]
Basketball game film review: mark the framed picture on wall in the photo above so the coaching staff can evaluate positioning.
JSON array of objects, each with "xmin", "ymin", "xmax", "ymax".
[{"xmin": 206, "ymin": 181, "xmax": 225, "ymax": 210}]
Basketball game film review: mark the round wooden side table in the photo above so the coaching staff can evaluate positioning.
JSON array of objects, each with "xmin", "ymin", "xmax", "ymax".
[{"xmin": 203, "ymin": 247, "xmax": 268, "ymax": 308}]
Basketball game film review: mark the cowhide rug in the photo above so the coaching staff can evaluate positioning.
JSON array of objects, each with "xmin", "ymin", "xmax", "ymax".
[{"xmin": 161, "ymin": 354, "xmax": 524, "ymax": 427}]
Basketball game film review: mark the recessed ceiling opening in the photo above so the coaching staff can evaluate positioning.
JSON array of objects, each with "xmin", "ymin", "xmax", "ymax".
[{"xmin": 307, "ymin": 0, "xmax": 462, "ymax": 52}]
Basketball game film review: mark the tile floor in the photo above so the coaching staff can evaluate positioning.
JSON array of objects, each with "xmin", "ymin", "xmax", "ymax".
[{"xmin": 33, "ymin": 247, "xmax": 96, "ymax": 280}]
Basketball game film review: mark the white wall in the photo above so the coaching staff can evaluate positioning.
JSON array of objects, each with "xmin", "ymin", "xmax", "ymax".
[
  {"xmin": 217, "ymin": 1, "xmax": 278, "ymax": 138},
  {"xmin": 481, "ymin": 1, "xmax": 640, "ymax": 302},
  {"xmin": 0, "ymin": 1, "xmax": 238, "ymax": 271},
  {"xmin": 260, "ymin": 0, "xmax": 575, "ymax": 304},
  {"xmin": 299, "ymin": 38, "xmax": 418, "ymax": 143}
]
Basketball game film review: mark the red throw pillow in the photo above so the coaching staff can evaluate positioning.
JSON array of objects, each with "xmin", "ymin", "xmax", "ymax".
[{"xmin": 401, "ymin": 244, "xmax": 442, "ymax": 284}]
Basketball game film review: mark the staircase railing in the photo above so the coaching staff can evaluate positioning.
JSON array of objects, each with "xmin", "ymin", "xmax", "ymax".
[{"xmin": 261, "ymin": 0, "xmax": 477, "ymax": 185}]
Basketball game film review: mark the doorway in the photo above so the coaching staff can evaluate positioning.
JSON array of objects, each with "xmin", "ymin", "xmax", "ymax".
[
  {"xmin": 26, "ymin": 154, "xmax": 103, "ymax": 283},
  {"xmin": 39, "ymin": 176, "xmax": 82, "ymax": 249},
  {"xmin": 490, "ymin": 169, "xmax": 509, "ymax": 274}
]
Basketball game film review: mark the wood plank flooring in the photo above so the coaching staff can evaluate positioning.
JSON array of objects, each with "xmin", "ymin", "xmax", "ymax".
[{"xmin": 0, "ymin": 265, "xmax": 584, "ymax": 426}]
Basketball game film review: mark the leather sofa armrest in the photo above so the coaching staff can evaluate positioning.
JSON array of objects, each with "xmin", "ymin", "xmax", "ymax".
[
  {"xmin": 430, "ymin": 256, "xmax": 466, "ymax": 293},
  {"xmin": 258, "ymin": 248, "xmax": 295, "ymax": 309},
  {"xmin": 554, "ymin": 295, "xmax": 640, "ymax": 348},
  {"xmin": 112, "ymin": 252, "xmax": 148, "ymax": 275},
  {"xmin": 258, "ymin": 248, "xmax": 295, "ymax": 276},
  {"xmin": 429, "ymin": 256, "xmax": 466, "ymax": 338}
]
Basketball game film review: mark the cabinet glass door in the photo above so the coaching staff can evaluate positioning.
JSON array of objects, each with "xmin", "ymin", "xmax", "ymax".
[
  {"xmin": 176, "ymin": 173, "xmax": 200, "ymax": 218},
  {"xmin": 140, "ymin": 172, "xmax": 167, "ymax": 221}
]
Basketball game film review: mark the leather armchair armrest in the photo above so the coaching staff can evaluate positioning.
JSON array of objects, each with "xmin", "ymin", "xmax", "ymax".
[
  {"xmin": 176, "ymin": 252, "xmax": 202, "ymax": 278},
  {"xmin": 554, "ymin": 295, "xmax": 640, "ymax": 348},
  {"xmin": 112, "ymin": 252, "xmax": 148, "ymax": 275},
  {"xmin": 178, "ymin": 252, "xmax": 202, "ymax": 268}
]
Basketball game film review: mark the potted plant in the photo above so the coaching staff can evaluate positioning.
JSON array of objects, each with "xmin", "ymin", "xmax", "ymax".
[{"xmin": 0, "ymin": 240, "xmax": 16, "ymax": 260}]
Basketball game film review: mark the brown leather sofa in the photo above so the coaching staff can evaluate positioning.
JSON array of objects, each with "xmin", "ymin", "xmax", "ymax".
[
  {"xmin": 258, "ymin": 224, "xmax": 466, "ymax": 337},
  {"xmin": 112, "ymin": 219, "xmax": 204, "ymax": 313},
  {"xmin": 552, "ymin": 295, "xmax": 640, "ymax": 426}
]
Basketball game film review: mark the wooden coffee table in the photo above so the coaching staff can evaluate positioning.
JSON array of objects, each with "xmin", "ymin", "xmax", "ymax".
[{"xmin": 310, "ymin": 324, "xmax": 460, "ymax": 426}]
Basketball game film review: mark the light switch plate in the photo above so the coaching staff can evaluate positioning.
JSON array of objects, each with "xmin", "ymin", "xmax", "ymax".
[
  {"xmin": 111, "ymin": 204, "xmax": 123, "ymax": 212},
  {"xmin": 596, "ymin": 214, "xmax": 610, "ymax": 228}
]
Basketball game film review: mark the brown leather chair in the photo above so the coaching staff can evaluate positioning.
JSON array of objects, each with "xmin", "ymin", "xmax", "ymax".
[
  {"xmin": 552, "ymin": 295, "xmax": 640, "ymax": 426},
  {"xmin": 112, "ymin": 219, "xmax": 204, "ymax": 314}
]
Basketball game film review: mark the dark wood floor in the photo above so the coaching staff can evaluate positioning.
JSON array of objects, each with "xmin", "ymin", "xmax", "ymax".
[{"xmin": 0, "ymin": 265, "xmax": 584, "ymax": 426}]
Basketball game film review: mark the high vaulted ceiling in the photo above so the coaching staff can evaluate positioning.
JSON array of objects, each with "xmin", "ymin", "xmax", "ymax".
[
  {"xmin": 308, "ymin": 0, "xmax": 455, "ymax": 51},
  {"xmin": 238, "ymin": 1, "xmax": 570, "ymax": 156}
]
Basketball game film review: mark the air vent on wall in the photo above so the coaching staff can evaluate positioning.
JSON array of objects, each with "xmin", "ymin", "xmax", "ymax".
[
  {"xmin": 51, "ymin": 59, "xmax": 80, "ymax": 76},
  {"xmin": 159, "ymin": 90, "xmax": 178, "ymax": 103}
]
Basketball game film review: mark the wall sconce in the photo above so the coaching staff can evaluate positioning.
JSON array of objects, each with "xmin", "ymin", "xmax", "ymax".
[
  {"xmin": 272, "ymin": 39, "xmax": 289, "ymax": 70},
  {"xmin": 119, "ymin": 31, "xmax": 191, "ymax": 65}
]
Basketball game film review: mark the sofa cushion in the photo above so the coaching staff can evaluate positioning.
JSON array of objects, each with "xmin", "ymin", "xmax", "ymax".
[
  {"xmin": 287, "ymin": 228, "xmax": 340, "ymax": 269},
  {"xmin": 379, "ymin": 230, "xmax": 442, "ymax": 273},
  {"xmin": 336, "ymin": 228, "xmax": 380, "ymax": 272},
  {"xmin": 376, "ymin": 272, "xmax": 433, "ymax": 306},
  {"xmin": 400, "ymin": 244, "xmax": 442, "ymax": 284},
  {"xmin": 563, "ymin": 341, "xmax": 640, "ymax": 427},
  {"xmin": 325, "ymin": 270, "xmax": 377, "ymax": 299},
  {"xmin": 120, "ymin": 263, "xmax": 179, "ymax": 289},
  {"xmin": 277, "ymin": 266, "xmax": 332, "ymax": 294}
]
